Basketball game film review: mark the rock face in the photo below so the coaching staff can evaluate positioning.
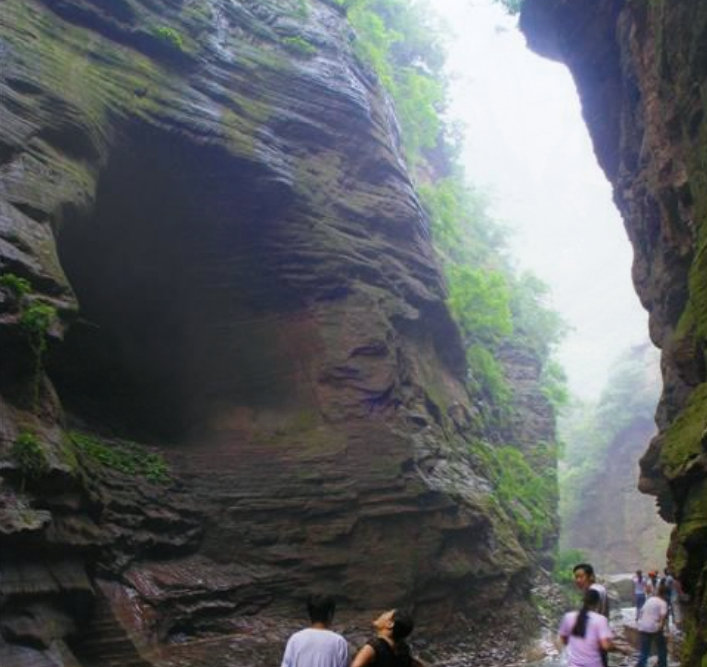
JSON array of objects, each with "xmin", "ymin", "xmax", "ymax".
[
  {"xmin": 0, "ymin": 0, "xmax": 549, "ymax": 664},
  {"xmin": 521, "ymin": 0, "xmax": 707, "ymax": 663}
]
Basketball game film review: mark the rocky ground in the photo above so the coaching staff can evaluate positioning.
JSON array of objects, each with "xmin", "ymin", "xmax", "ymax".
[
  {"xmin": 71, "ymin": 574, "xmax": 685, "ymax": 667},
  {"xmin": 139, "ymin": 575, "xmax": 564, "ymax": 666}
]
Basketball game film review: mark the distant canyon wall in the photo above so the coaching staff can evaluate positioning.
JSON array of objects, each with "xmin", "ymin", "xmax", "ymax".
[
  {"xmin": 560, "ymin": 344, "xmax": 671, "ymax": 574},
  {"xmin": 521, "ymin": 0, "xmax": 707, "ymax": 663},
  {"xmin": 561, "ymin": 414, "xmax": 671, "ymax": 573}
]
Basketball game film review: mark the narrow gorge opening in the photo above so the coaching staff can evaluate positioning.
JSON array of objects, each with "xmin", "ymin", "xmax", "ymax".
[{"xmin": 50, "ymin": 127, "xmax": 310, "ymax": 439}]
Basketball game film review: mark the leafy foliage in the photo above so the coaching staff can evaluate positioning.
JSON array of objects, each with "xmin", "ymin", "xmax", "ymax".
[
  {"xmin": 68, "ymin": 431, "xmax": 171, "ymax": 484},
  {"xmin": 540, "ymin": 359, "xmax": 570, "ymax": 411},
  {"xmin": 346, "ymin": 0, "xmax": 445, "ymax": 162},
  {"xmin": 0, "ymin": 273, "xmax": 31, "ymax": 299},
  {"xmin": 20, "ymin": 302, "xmax": 57, "ymax": 411},
  {"xmin": 447, "ymin": 266, "xmax": 513, "ymax": 343},
  {"xmin": 466, "ymin": 344, "xmax": 512, "ymax": 408},
  {"xmin": 153, "ymin": 26, "xmax": 184, "ymax": 50},
  {"xmin": 472, "ymin": 440, "xmax": 556, "ymax": 547},
  {"xmin": 419, "ymin": 179, "xmax": 508, "ymax": 265},
  {"xmin": 20, "ymin": 302, "xmax": 56, "ymax": 345},
  {"xmin": 510, "ymin": 272, "xmax": 568, "ymax": 360},
  {"xmin": 10, "ymin": 431, "xmax": 50, "ymax": 485},
  {"xmin": 1, "ymin": 273, "xmax": 58, "ymax": 412}
]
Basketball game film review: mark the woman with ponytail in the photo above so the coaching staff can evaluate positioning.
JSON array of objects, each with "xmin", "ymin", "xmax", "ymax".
[{"xmin": 558, "ymin": 589, "xmax": 613, "ymax": 667}]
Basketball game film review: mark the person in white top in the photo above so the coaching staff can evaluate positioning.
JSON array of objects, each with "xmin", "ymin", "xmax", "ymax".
[
  {"xmin": 281, "ymin": 594, "xmax": 349, "ymax": 667},
  {"xmin": 636, "ymin": 583, "xmax": 668, "ymax": 667},
  {"xmin": 573, "ymin": 563, "xmax": 610, "ymax": 666},
  {"xmin": 572, "ymin": 563, "xmax": 610, "ymax": 618},
  {"xmin": 558, "ymin": 588, "xmax": 613, "ymax": 667}
]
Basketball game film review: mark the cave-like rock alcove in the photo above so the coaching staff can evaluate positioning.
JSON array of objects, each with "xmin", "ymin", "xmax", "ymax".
[{"xmin": 51, "ymin": 127, "xmax": 310, "ymax": 440}]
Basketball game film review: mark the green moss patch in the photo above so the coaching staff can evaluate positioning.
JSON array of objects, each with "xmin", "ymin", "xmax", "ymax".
[
  {"xmin": 660, "ymin": 383, "xmax": 707, "ymax": 479},
  {"xmin": 68, "ymin": 431, "xmax": 171, "ymax": 484},
  {"xmin": 281, "ymin": 36, "xmax": 317, "ymax": 56},
  {"xmin": 10, "ymin": 431, "xmax": 50, "ymax": 482}
]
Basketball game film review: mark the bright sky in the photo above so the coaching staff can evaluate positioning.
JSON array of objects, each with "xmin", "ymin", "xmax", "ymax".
[{"xmin": 432, "ymin": 0, "xmax": 650, "ymax": 399}]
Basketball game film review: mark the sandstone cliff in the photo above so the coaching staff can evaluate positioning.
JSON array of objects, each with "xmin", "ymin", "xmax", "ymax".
[
  {"xmin": 0, "ymin": 1, "xmax": 553, "ymax": 664},
  {"xmin": 521, "ymin": 1, "xmax": 707, "ymax": 663}
]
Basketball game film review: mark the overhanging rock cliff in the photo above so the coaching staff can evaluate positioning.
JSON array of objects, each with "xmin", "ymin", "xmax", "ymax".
[
  {"xmin": 0, "ymin": 1, "xmax": 547, "ymax": 664},
  {"xmin": 521, "ymin": 1, "xmax": 707, "ymax": 664}
]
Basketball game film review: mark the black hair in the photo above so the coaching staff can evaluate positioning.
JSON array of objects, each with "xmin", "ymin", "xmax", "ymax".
[
  {"xmin": 307, "ymin": 594, "xmax": 336, "ymax": 625},
  {"xmin": 391, "ymin": 609, "xmax": 414, "ymax": 641},
  {"xmin": 573, "ymin": 562, "xmax": 595, "ymax": 578},
  {"xmin": 572, "ymin": 589, "xmax": 600, "ymax": 637}
]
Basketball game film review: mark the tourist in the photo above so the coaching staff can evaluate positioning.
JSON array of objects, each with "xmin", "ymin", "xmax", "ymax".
[
  {"xmin": 636, "ymin": 582, "xmax": 669, "ymax": 667},
  {"xmin": 646, "ymin": 571, "xmax": 659, "ymax": 597},
  {"xmin": 633, "ymin": 569, "xmax": 648, "ymax": 620},
  {"xmin": 351, "ymin": 609, "xmax": 425, "ymax": 667},
  {"xmin": 573, "ymin": 563, "xmax": 609, "ymax": 617},
  {"xmin": 573, "ymin": 562, "xmax": 610, "ymax": 667},
  {"xmin": 558, "ymin": 588, "xmax": 613, "ymax": 667},
  {"xmin": 281, "ymin": 594, "xmax": 349, "ymax": 667},
  {"xmin": 662, "ymin": 568, "xmax": 675, "ymax": 627}
]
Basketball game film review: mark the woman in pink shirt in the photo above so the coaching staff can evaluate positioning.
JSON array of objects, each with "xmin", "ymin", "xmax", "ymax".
[{"xmin": 558, "ymin": 589, "xmax": 613, "ymax": 667}]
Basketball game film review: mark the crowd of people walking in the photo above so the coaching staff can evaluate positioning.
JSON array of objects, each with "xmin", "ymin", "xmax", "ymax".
[
  {"xmin": 558, "ymin": 562, "xmax": 680, "ymax": 667},
  {"xmin": 279, "ymin": 562, "xmax": 681, "ymax": 667}
]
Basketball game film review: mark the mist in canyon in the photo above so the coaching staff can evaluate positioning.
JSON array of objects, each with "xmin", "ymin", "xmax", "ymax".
[{"xmin": 433, "ymin": 0, "xmax": 669, "ymax": 574}]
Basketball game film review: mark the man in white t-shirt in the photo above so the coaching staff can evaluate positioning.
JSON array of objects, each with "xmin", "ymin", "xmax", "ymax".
[
  {"xmin": 281, "ymin": 594, "xmax": 349, "ymax": 667},
  {"xmin": 636, "ymin": 583, "xmax": 668, "ymax": 667}
]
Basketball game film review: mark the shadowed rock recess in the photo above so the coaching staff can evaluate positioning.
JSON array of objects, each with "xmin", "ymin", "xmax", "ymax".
[
  {"xmin": 522, "ymin": 0, "xmax": 707, "ymax": 664},
  {"xmin": 0, "ymin": 0, "xmax": 549, "ymax": 665}
]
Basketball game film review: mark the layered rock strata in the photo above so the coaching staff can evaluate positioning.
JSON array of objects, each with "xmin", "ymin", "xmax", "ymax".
[
  {"xmin": 521, "ymin": 1, "xmax": 707, "ymax": 663},
  {"xmin": 0, "ymin": 0, "xmax": 547, "ymax": 664}
]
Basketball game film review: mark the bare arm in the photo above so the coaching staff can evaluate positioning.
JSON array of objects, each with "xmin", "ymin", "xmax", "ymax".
[{"xmin": 351, "ymin": 645, "xmax": 375, "ymax": 667}]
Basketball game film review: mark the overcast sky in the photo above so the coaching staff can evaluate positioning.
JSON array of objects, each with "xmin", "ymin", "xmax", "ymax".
[{"xmin": 432, "ymin": 0, "xmax": 650, "ymax": 399}]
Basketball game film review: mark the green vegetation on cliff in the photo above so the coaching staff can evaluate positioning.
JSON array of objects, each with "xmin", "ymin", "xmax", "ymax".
[
  {"xmin": 1, "ymin": 272, "xmax": 57, "ymax": 411},
  {"xmin": 10, "ymin": 431, "xmax": 50, "ymax": 488},
  {"xmin": 342, "ymin": 0, "xmax": 566, "ymax": 412},
  {"xmin": 472, "ymin": 439, "xmax": 556, "ymax": 547},
  {"xmin": 341, "ymin": 0, "xmax": 565, "ymax": 551},
  {"xmin": 68, "ymin": 431, "xmax": 171, "ymax": 483}
]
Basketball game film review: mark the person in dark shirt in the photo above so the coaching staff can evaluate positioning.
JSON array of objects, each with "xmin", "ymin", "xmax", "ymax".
[{"xmin": 351, "ymin": 609, "xmax": 425, "ymax": 667}]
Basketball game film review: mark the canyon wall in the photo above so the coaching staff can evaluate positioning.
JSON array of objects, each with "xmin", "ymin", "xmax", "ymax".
[
  {"xmin": 0, "ymin": 1, "xmax": 555, "ymax": 664},
  {"xmin": 560, "ymin": 343, "xmax": 671, "ymax": 573},
  {"xmin": 522, "ymin": 0, "xmax": 707, "ymax": 664}
]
